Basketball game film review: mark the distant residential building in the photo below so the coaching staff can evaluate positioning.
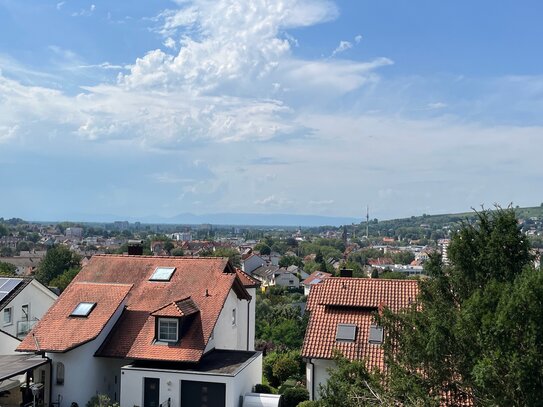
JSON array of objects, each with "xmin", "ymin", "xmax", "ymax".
[
  {"xmin": 302, "ymin": 271, "xmax": 332, "ymax": 296},
  {"xmin": 242, "ymin": 254, "xmax": 266, "ymax": 275},
  {"xmin": 171, "ymin": 232, "xmax": 192, "ymax": 242},
  {"xmin": 65, "ymin": 227, "xmax": 83, "ymax": 238}
]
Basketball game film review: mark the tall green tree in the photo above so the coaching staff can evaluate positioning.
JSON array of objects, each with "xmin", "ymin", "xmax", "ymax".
[
  {"xmin": 378, "ymin": 208, "xmax": 537, "ymax": 406},
  {"xmin": 36, "ymin": 245, "xmax": 81, "ymax": 285}
]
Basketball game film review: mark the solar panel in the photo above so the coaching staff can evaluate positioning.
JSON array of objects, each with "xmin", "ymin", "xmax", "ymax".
[
  {"xmin": 149, "ymin": 267, "xmax": 176, "ymax": 281},
  {"xmin": 336, "ymin": 323, "xmax": 357, "ymax": 341},
  {"xmin": 0, "ymin": 278, "xmax": 23, "ymax": 303}
]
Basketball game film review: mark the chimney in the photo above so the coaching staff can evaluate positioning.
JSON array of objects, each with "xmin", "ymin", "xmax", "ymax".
[
  {"xmin": 339, "ymin": 267, "xmax": 353, "ymax": 278},
  {"xmin": 128, "ymin": 240, "xmax": 144, "ymax": 255}
]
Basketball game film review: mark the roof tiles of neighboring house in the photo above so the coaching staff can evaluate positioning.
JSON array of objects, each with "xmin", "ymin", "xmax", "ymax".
[
  {"xmin": 302, "ymin": 271, "xmax": 332, "ymax": 286},
  {"xmin": 302, "ymin": 278, "xmax": 419, "ymax": 370},
  {"xmin": 17, "ymin": 255, "xmax": 251, "ymax": 363},
  {"xmin": 18, "ymin": 282, "xmax": 132, "ymax": 352},
  {"xmin": 235, "ymin": 269, "xmax": 260, "ymax": 288},
  {"xmin": 252, "ymin": 265, "xmax": 279, "ymax": 280},
  {"xmin": 368, "ymin": 257, "xmax": 394, "ymax": 266}
]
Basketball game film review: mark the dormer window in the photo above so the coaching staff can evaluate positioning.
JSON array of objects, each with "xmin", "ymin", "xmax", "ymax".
[
  {"xmin": 149, "ymin": 267, "xmax": 176, "ymax": 282},
  {"xmin": 71, "ymin": 302, "xmax": 96, "ymax": 317},
  {"xmin": 151, "ymin": 298, "xmax": 199, "ymax": 344},
  {"xmin": 158, "ymin": 318, "xmax": 178, "ymax": 342}
]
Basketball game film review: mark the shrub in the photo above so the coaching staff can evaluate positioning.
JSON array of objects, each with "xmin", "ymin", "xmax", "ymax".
[
  {"xmin": 253, "ymin": 383, "xmax": 276, "ymax": 394},
  {"xmin": 281, "ymin": 387, "xmax": 309, "ymax": 407}
]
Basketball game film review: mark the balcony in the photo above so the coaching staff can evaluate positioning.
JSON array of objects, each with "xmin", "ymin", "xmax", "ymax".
[{"xmin": 17, "ymin": 319, "xmax": 37, "ymax": 339}]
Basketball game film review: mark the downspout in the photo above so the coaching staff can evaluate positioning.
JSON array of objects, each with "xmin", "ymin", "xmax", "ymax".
[
  {"xmin": 246, "ymin": 298, "xmax": 251, "ymax": 351},
  {"xmin": 304, "ymin": 358, "xmax": 315, "ymax": 400}
]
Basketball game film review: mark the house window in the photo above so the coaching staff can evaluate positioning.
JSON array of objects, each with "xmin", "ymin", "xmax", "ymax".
[
  {"xmin": 158, "ymin": 318, "xmax": 178, "ymax": 342},
  {"xmin": 336, "ymin": 323, "xmax": 357, "ymax": 342},
  {"xmin": 232, "ymin": 308, "xmax": 236, "ymax": 326},
  {"xmin": 56, "ymin": 362, "xmax": 65, "ymax": 385},
  {"xmin": 149, "ymin": 267, "xmax": 176, "ymax": 281},
  {"xmin": 71, "ymin": 302, "xmax": 96, "ymax": 317},
  {"xmin": 22, "ymin": 304, "xmax": 29, "ymax": 321},
  {"xmin": 368, "ymin": 325, "xmax": 384, "ymax": 344},
  {"xmin": 3, "ymin": 307, "xmax": 12, "ymax": 325}
]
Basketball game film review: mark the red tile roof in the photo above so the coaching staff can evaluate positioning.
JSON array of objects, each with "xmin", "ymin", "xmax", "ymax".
[
  {"xmin": 235, "ymin": 268, "xmax": 260, "ymax": 288},
  {"xmin": 302, "ymin": 271, "xmax": 332, "ymax": 286},
  {"xmin": 18, "ymin": 282, "xmax": 132, "ymax": 353},
  {"xmin": 150, "ymin": 297, "xmax": 199, "ymax": 318},
  {"xmin": 18, "ymin": 255, "xmax": 251, "ymax": 363},
  {"xmin": 302, "ymin": 277, "xmax": 419, "ymax": 370}
]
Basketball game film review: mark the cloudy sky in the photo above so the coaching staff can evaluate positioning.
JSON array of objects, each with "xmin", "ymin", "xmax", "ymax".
[{"xmin": 1, "ymin": 0, "xmax": 542, "ymax": 223}]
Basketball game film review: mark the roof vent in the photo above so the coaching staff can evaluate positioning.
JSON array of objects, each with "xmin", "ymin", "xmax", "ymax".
[
  {"xmin": 336, "ymin": 323, "xmax": 357, "ymax": 342},
  {"xmin": 368, "ymin": 325, "xmax": 384, "ymax": 344}
]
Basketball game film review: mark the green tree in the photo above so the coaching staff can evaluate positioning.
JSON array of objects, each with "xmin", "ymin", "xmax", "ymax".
[
  {"xmin": 254, "ymin": 243, "xmax": 272, "ymax": 255},
  {"xmin": 171, "ymin": 247, "xmax": 184, "ymax": 256},
  {"xmin": 36, "ymin": 246, "xmax": 81, "ymax": 285},
  {"xmin": 0, "ymin": 261, "xmax": 17, "ymax": 275},
  {"xmin": 281, "ymin": 387, "xmax": 309, "ymax": 407},
  {"xmin": 163, "ymin": 241, "xmax": 174, "ymax": 254},
  {"xmin": 378, "ymin": 208, "xmax": 536, "ymax": 406},
  {"xmin": 279, "ymin": 255, "xmax": 303, "ymax": 269},
  {"xmin": 49, "ymin": 267, "xmax": 80, "ymax": 292}
]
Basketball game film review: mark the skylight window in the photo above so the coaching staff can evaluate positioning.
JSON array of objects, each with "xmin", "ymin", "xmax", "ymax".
[
  {"xmin": 71, "ymin": 302, "xmax": 96, "ymax": 317},
  {"xmin": 336, "ymin": 323, "xmax": 357, "ymax": 342},
  {"xmin": 149, "ymin": 267, "xmax": 176, "ymax": 281},
  {"xmin": 368, "ymin": 325, "xmax": 384, "ymax": 344}
]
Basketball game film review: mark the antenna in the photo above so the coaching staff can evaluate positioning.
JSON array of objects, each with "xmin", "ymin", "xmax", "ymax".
[{"xmin": 366, "ymin": 206, "xmax": 369, "ymax": 238}]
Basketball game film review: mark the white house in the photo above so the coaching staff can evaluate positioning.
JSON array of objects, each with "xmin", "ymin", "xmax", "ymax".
[
  {"xmin": 18, "ymin": 255, "xmax": 262, "ymax": 407},
  {"xmin": 301, "ymin": 271, "xmax": 332, "ymax": 296},
  {"xmin": 1, "ymin": 276, "xmax": 57, "ymax": 339}
]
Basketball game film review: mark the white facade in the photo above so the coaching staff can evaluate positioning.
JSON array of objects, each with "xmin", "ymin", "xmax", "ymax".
[
  {"xmin": 120, "ymin": 353, "xmax": 262, "ymax": 407},
  {"xmin": 1, "ymin": 280, "xmax": 57, "ymax": 339},
  {"xmin": 0, "ymin": 330, "xmax": 21, "ymax": 354},
  {"xmin": 46, "ymin": 298, "xmax": 128, "ymax": 407},
  {"xmin": 305, "ymin": 358, "xmax": 335, "ymax": 400},
  {"xmin": 204, "ymin": 288, "xmax": 255, "ymax": 352}
]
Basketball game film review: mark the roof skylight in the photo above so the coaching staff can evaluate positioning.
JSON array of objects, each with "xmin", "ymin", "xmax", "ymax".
[
  {"xmin": 368, "ymin": 325, "xmax": 384, "ymax": 344},
  {"xmin": 149, "ymin": 267, "xmax": 176, "ymax": 282},
  {"xmin": 336, "ymin": 323, "xmax": 357, "ymax": 342},
  {"xmin": 71, "ymin": 302, "xmax": 96, "ymax": 317}
]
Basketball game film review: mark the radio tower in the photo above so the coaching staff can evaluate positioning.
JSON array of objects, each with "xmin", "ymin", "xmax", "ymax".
[{"xmin": 366, "ymin": 206, "xmax": 369, "ymax": 238}]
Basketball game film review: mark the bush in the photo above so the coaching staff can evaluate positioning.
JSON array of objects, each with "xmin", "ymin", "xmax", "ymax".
[
  {"xmin": 86, "ymin": 394, "xmax": 118, "ymax": 407},
  {"xmin": 297, "ymin": 401, "xmax": 322, "ymax": 407},
  {"xmin": 281, "ymin": 387, "xmax": 309, "ymax": 407},
  {"xmin": 253, "ymin": 383, "xmax": 276, "ymax": 394}
]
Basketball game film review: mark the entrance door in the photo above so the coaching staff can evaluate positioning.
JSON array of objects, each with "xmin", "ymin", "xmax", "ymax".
[
  {"xmin": 143, "ymin": 378, "xmax": 160, "ymax": 407},
  {"xmin": 181, "ymin": 380, "xmax": 226, "ymax": 407}
]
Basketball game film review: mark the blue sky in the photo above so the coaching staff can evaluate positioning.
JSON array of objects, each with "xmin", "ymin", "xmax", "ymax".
[{"xmin": 0, "ymin": 0, "xmax": 542, "ymax": 223}]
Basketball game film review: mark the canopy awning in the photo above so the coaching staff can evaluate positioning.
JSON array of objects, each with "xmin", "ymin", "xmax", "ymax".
[{"xmin": 0, "ymin": 354, "xmax": 49, "ymax": 381}]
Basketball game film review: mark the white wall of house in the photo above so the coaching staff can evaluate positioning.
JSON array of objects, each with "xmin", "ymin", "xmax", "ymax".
[
  {"xmin": 120, "ymin": 353, "xmax": 262, "ymax": 407},
  {"xmin": 0, "ymin": 330, "xmax": 21, "ymax": 354},
  {"xmin": 306, "ymin": 358, "xmax": 335, "ymax": 400},
  {"xmin": 205, "ymin": 289, "xmax": 252, "ymax": 352},
  {"xmin": 46, "ymin": 299, "xmax": 128, "ymax": 407},
  {"xmin": 1, "ymin": 280, "xmax": 57, "ymax": 338},
  {"xmin": 242, "ymin": 255, "xmax": 265, "ymax": 275}
]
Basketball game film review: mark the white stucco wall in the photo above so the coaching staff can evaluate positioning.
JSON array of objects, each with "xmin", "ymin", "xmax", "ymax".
[
  {"xmin": 1, "ymin": 280, "xmax": 57, "ymax": 338},
  {"xmin": 205, "ymin": 289, "xmax": 251, "ymax": 353},
  {"xmin": 0, "ymin": 330, "xmax": 21, "ymax": 354},
  {"xmin": 46, "ymin": 299, "xmax": 128, "ymax": 407},
  {"xmin": 120, "ymin": 353, "xmax": 262, "ymax": 407},
  {"xmin": 306, "ymin": 359, "xmax": 336, "ymax": 400}
]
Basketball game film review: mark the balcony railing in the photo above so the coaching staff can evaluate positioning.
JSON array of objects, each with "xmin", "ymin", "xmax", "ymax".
[{"xmin": 17, "ymin": 319, "xmax": 37, "ymax": 338}]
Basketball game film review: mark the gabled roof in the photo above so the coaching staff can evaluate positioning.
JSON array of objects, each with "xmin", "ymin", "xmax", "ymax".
[
  {"xmin": 302, "ymin": 271, "xmax": 332, "ymax": 286},
  {"xmin": 18, "ymin": 255, "xmax": 251, "ymax": 363},
  {"xmin": 235, "ymin": 269, "xmax": 260, "ymax": 288},
  {"xmin": 252, "ymin": 265, "xmax": 279, "ymax": 279},
  {"xmin": 150, "ymin": 297, "xmax": 199, "ymax": 318},
  {"xmin": 18, "ymin": 282, "xmax": 132, "ymax": 352},
  {"xmin": 0, "ymin": 276, "xmax": 56, "ymax": 310},
  {"xmin": 302, "ymin": 278, "xmax": 419, "ymax": 369}
]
